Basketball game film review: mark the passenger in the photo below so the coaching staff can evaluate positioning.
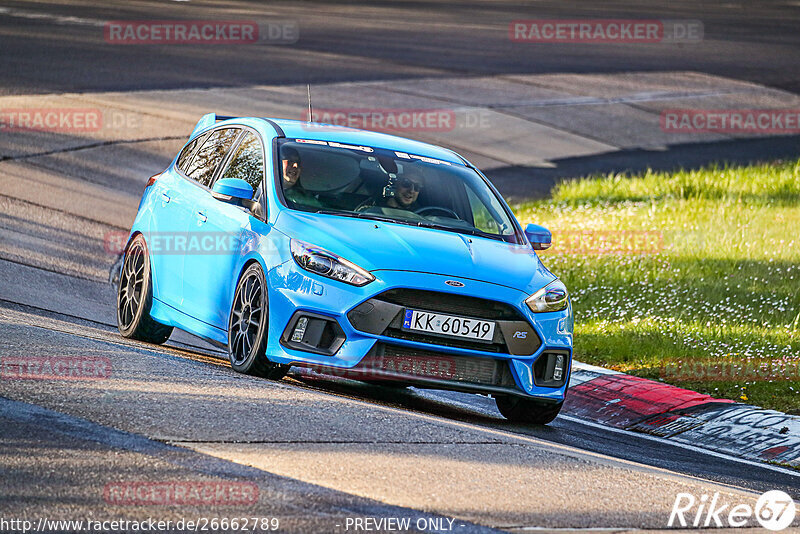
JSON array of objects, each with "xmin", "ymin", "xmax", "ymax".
[{"xmin": 281, "ymin": 146, "xmax": 321, "ymax": 207}]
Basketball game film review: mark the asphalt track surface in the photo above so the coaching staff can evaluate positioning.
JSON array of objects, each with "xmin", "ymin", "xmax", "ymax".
[
  {"xmin": 1, "ymin": 0, "xmax": 799, "ymax": 95},
  {"xmin": 1, "ymin": 1, "xmax": 800, "ymax": 531}
]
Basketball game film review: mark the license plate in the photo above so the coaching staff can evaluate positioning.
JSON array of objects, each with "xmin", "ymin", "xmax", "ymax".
[{"xmin": 402, "ymin": 309, "xmax": 495, "ymax": 342}]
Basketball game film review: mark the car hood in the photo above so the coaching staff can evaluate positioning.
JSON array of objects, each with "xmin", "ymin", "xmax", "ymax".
[{"xmin": 274, "ymin": 210, "xmax": 556, "ymax": 295}]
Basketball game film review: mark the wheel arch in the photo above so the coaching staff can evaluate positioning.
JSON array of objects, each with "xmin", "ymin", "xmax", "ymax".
[
  {"xmin": 118, "ymin": 231, "xmax": 142, "ymax": 274},
  {"xmin": 116, "ymin": 230, "xmax": 173, "ymax": 344},
  {"xmin": 226, "ymin": 254, "xmax": 270, "ymax": 325},
  {"xmin": 121, "ymin": 230, "xmax": 162, "ymax": 296},
  {"xmin": 234, "ymin": 254, "xmax": 269, "ymax": 289}
]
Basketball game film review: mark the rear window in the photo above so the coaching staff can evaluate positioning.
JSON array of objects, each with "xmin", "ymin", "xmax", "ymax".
[
  {"xmin": 176, "ymin": 132, "xmax": 209, "ymax": 173},
  {"xmin": 184, "ymin": 128, "xmax": 240, "ymax": 187}
]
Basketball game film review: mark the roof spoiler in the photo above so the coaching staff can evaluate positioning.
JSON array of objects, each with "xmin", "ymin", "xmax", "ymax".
[{"xmin": 189, "ymin": 113, "xmax": 238, "ymax": 138}]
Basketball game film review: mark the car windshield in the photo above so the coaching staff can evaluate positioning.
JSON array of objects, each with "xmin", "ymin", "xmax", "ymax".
[{"xmin": 277, "ymin": 139, "xmax": 519, "ymax": 243}]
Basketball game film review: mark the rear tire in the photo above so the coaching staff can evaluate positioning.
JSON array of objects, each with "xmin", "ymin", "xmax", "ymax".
[
  {"xmin": 495, "ymin": 395, "xmax": 563, "ymax": 425},
  {"xmin": 227, "ymin": 263, "xmax": 288, "ymax": 380},
  {"xmin": 116, "ymin": 234, "xmax": 173, "ymax": 344}
]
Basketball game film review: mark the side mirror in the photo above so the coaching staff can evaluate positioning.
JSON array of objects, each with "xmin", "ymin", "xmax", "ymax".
[
  {"xmin": 524, "ymin": 223, "xmax": 551, "ymax": 250},
  {"xmin": 212, "ymin": 178, "xmax": 263, "ymax": 218},
  {"xmin": 212, "ymin": 178, "xmax": 254, "ymax": 202}
]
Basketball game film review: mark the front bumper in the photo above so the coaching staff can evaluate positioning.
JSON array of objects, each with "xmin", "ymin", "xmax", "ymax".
[{"xmin": 265, "ymin": 261, "xmax": 573, "ymax": 401}]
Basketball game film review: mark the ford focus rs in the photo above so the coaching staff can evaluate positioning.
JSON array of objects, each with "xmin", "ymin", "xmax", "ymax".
[{"xmin": 117, "ymin": 114, "xmax": 573, "ymax": 424}]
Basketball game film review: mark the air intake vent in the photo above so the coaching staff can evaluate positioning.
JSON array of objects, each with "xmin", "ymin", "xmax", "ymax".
[
  {"xmin": 351, "ymin": 343, "xmax": 516, "ymax": 387},
  {"xmin": 375, "ymin": 288, "xmax": 524, "ymax": 320}
]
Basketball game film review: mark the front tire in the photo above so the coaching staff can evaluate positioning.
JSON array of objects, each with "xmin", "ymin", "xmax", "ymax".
[
  {"xmin": 495, "ymin": 395, "xmax": 563, "ymax": 425},
  {"xmin": 227, "ymin": 263, "xmax": 288, "ymax": 380},
  {"xmin": 117, "ymin": 234, "xmax": 173, "ymax": 344}
]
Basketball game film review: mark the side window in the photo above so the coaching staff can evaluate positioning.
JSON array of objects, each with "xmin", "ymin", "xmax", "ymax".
[
  {"xmin": 217, "ymin": 132, "xmax": 264, "ymax": 193},
  {"xmin": 184, "ymin": 128, "xmax": 240, "ymax": 187},
  {"xmin": 176, "ymin": 132, "xmax": 209, "ymax": 173},
  {"xmin": 466, "ymin": 187, "xmax": 500, "ymax": 234}
]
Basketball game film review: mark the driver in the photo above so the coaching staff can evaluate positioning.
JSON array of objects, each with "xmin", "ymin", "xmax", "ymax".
[{"xmin": 358, "ymin": 169, "xmax": 424, "ymax": 212}]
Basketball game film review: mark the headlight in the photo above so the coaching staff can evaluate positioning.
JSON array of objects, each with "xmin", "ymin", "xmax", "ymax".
[
  {"xmin": 290, "ymin": 239, "xmax": 375, "ymax": 287},
  {"xmin": 525, "ymin": 280, "xmax": 568, "ymax": 313}
]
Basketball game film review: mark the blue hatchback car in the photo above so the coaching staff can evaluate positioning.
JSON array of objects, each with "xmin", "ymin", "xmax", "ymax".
[{"xmin": 117, "ymin": 114, "xmax": 573, "ymax": 423}]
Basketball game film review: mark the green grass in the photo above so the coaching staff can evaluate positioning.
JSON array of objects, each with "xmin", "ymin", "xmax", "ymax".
[{"xmin": 513, "ymin": 160, "xmax": 800, "ymax": 413}]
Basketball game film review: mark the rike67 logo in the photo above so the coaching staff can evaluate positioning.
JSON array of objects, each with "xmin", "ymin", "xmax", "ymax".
[{"xmin": 669, "ymin": 490, "xmax": 796, "ymax": 531}]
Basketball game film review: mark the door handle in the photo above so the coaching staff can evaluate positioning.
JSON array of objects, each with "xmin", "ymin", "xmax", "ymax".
[
  {"xmin": 161, "ymin": 192, "xmax": 171, "ymax": 203},
  {"xmin": 197, "ymin": 211, "xmax": 207, "ymax": 223}
]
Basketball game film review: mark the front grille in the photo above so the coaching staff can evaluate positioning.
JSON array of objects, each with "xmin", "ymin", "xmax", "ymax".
[
  {"xmin": 384, "ymin": 330, "xmax": 502, "ymax": 352},
  {"xmin": 351, "ymin": 343, "xmax": 516, "ymax": 387},
  {"xmin": 347, "ymin": 288, "xmax": 542, "ymax": 356},
  {"xmin": 375, "ymin": 288, "xmax": 524, "ymax": 320}
]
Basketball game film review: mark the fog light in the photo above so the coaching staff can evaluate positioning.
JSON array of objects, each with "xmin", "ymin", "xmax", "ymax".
[
  {"xmin": 553, "ymin": 354, "xmax": 565, "ymax": 381},
  {"xmin": 291, "ymin": 317, "xmax": 308, "ymax": 342},
  {"xmin": 533, "ymin": 351, "xmax": 569, "ymax": 387}
]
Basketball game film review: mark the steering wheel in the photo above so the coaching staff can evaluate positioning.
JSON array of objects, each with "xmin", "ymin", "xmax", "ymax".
[{"xmin": 414, "ymin": 206, "xmax": 461, "ymax": 219}]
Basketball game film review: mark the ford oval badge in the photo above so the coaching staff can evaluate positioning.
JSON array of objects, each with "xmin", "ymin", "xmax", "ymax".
[{"xmin": 445, "ymin": 280, "xmax": 464, "ymax": 287}]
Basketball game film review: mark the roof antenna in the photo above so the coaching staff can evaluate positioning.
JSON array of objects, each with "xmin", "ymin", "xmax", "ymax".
[{"xmin": 306, "ymin": 84, "xmax": 313, "ymax": 123}]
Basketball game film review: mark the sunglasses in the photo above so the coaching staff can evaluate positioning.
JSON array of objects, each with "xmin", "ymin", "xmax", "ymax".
[{"xmin": 397, "ymin": 178, "xmax": 423, "ymax": 191}]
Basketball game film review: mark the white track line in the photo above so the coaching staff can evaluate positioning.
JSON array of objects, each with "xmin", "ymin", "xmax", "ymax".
[
  {"xmin": 415, "ymin": 388, "xmax": 800, "ymax": 478},
  {"xmin": 0, "ymin": 7, "xmax": 104, "ymax": 27},
  {"xmin": 560, "ymin": 414, "xmax": 800, "ymax": 478}
]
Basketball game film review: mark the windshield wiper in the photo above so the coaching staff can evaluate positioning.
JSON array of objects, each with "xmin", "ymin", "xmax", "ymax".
[
  {"xmin": 315, "ymin": 209, "xmax": 415, "ymax": 226},
  {"xmin": 417, "ymin": 220, "xmax": 477, "ymax": 235},
  {"xmin": 315, "ymin": 209, "xmax": 505, "ymax": 241},
  {"xmin": 356, "ymin": 213, "xmax": 403, "ymax": 224},
  {"xmin": 417, "ymin": 220, "xmax": 510, "ymax": 242},
  {"xmin": 315, "ymin": 209, "xmax": 361, "ymax": 218}
]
